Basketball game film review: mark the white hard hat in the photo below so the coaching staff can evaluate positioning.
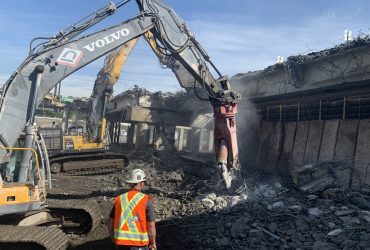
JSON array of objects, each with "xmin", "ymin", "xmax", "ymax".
[{"xmin": 126, "ymin": 169, "xmax": 147, "ymax": 184}]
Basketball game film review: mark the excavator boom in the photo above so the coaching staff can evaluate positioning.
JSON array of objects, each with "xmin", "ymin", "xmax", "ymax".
[{"xmin": 87, "ymin": 38, "xmax": 140, "ymax": 140}]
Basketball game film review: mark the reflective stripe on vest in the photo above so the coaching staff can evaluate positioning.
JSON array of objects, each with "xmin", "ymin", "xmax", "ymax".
[
  {"xmin": 114, "ymin": 231, "xmax": 149, "ymax": 241},
  {"xmin": 114, "ymin": 192, "xmax": 147, "ymax": 242}
]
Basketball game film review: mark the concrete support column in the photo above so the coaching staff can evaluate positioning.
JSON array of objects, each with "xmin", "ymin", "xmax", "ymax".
[
  {"xmin": 135, "ymin": 123, "xmax": 149, "ymax": 149},
  {"xmin": 166, "ymin": 126, "xmax": 176, "ymax": 149},
  {"xmin": 177, "ymin": 128, "xmax": 185, "ymax": 151},
  {"xmin": 199, "ymin": 129, "xmax": 205, "ymax": 152},
  {"xmin": 114, "ymin": 122, "xmax": 120, "ymax": 144},
  {"xmin": 189, "ymin": 128, "xmax": 201, "ymax": 153},
  {"xmin": 152, "ymin": 125, "xmax": 162, "ymax": 150},
  {"xmin": 127, "ymin": 123, "xmax": 135, "ymax": 148},
  {"xmin": 208, "ymin": 129, "xmax": 214, "ymax": 152},
  {"xmin": 148, "ymin": 125, "xmax": 155, "ymax": 145},
  {"xmin": 117, "ymin": 122, "xmax": 121, "ymax": 144}
]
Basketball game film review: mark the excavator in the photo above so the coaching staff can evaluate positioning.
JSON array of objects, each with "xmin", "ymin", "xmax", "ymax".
[
  {"xmin": 0, "ymin": 0, "xmax": 241, "ymax": 249},
  {"xmin": 46, "ymin": 39, "xmax": 140, "ymax": 174},
  {"xmin": 47, "ymin": 32, "xmax": 171, "ymax": 174}
]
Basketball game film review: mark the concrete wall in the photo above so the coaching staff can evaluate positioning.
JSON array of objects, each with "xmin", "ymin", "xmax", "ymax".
[{"xmin": 255, "ymin": 119, "xmax": 370, "ymax": 185}]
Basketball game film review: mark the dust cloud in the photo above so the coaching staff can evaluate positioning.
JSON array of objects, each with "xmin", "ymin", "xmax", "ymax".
[{"xmin": 230, "ymin": 75, "xmax": 260, "ymax": 173}]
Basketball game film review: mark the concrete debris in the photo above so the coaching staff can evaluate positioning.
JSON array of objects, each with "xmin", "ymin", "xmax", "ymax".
[
  {"xmin": 289, "ymin": 205, "xmax": 302, "ymax": 212},
  {"xmin": 312, "ymin": 240, "xmax": 333, "ymax": 250},
  {"xmin": 206, "ymin": 193, "xmax": 217, "ymax": 200},
  {"xmin": 200, "ymin": 198, "xmax": 215, "ymax": 208},
  {"xmin": 251, "ymin": 223, "xmax": 286, "ymax": 243},
  {"xmin": 231, "ymin": 217, "xmax": 250, "ymax": 237},
  {"xmin": 47, "ymin": 149, "xmax": 370, "ymax": 249},
  {"xmin": 271, "ymin": 201, "xmax": 285, "ymax": 209},
  {"xmin": 308, "ymin": 207, "xmax": 323, "ymax": 217},
  {"xmin": 230, "ymin": 195, "xmax": 241, "ymax": 207},
  {"xmin": 214, "ymin": 197, "xmax": 228, "ymax": 209},
  {"xmin": 327, "ymin": 229, "xmax": 343, "ymax": 236},
  {"xmin": 248, "ymin": 229, "xmax": 265, "ymax": 240},
  {"xmin": 339, "ymin": 216, "xmax": 361, "ymax": 225},
  {"xmin": 294, "ymin": 161, "xmax": 363, "ymax": 194},
  {"xmin": 255, "ymin": 184, "xmax": 275, "ymax": 197},
  {"xmin": 307, "ymin": 194, "xmax": 319, "ymax": 200},
  {"xmin": 253, "ymin": 183, "xmax": 283, "ymax": 198},
  {"xmin": 327, "ymin": 222, "xmax": 336, "ymax": 228},
  {"xmin": 299, "ymin": 176, "xmax": 335, "ymax": 193},
  {"xmin": 274, "ymin": 183, "xmax": 282, "ymax": 189},
  {"xmin": 335, "ymin": 210, "xmax": 354, "ymax": 216},
  {"xmin": 360, "ymin": 211, "xmax": 370, "ymax": 223},
  {"xmin": 215, "ymin": 237, "xmax": 230, "ymax": 248},
  {"xmin": 168, "ymin": 170, "xmax": 184, "ymax": 182}
]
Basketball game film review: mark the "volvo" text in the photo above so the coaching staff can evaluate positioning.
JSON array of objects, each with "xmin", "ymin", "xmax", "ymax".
[{"xmin": 83, "ymin": 28, "xmax": 130, "ymax": 52}]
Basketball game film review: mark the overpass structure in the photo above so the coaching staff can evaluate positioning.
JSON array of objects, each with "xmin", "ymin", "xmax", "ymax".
[{"xmin": 233, "ymin": 38, "xmax": 370, "ymax": 186}]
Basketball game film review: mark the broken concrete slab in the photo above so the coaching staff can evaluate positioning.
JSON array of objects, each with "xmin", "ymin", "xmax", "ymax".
[
  {"xmin": 299, "ymin": 176, "xmax": 335, "ymax": 193},
  {"xmin": 327, "ymin": 229, "xmax": 343, "ymax": 236}
]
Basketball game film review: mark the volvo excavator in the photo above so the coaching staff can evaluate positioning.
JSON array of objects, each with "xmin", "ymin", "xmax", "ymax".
[{"xmin": 0, "ymin": 0, "xmax": 241, "ymax": 248}]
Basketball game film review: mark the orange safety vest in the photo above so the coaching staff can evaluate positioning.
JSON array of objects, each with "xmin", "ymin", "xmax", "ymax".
[{"xmin": 113, "ymin": 190, "xmax": 150, "ymax": 246}]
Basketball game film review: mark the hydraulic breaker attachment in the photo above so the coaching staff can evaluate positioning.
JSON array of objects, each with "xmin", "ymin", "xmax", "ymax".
[{"xmin": 213, "ymin": 103, "xmax": 243, "ymax": 193}]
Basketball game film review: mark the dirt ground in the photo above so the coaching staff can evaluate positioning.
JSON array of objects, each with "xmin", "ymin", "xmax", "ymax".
[{"xmin": 47, "ymin": 149, "xmax": 370, "ymax": 250}]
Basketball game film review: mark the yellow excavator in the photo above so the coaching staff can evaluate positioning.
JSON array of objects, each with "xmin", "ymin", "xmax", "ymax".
[
  {"xmin": 0, "ymin": 0, "xmax": 241, "ymax": 249},
  {"xmin": 47, "ymin": 32, "xmax": 167, "ymax": 174},
  {"xmin": 46, "ymin": 38, "xmax": 141, "ymax": 173}
]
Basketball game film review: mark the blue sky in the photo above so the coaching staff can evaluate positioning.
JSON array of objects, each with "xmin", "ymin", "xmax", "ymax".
[{"xmin": 1, "ymin": 0, "xmax": 370, "ymax": 97}]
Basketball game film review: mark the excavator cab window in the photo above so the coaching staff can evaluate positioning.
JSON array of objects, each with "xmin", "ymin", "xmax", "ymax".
[
  {"xmin": 0, "ymin": 139, "xmax": 23, "ymax": 183},
  {"xmin": 0, "ymin": 138, "xmax": 39, "ymax": 184},
  {"xmin": 68, "ymin": 124, "xmax": 85, "ymax": 135}
]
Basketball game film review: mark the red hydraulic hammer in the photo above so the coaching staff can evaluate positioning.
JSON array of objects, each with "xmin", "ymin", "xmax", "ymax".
[{"xmin": 213, "ymin": 102, "xmax": 242, "ymax": 192}]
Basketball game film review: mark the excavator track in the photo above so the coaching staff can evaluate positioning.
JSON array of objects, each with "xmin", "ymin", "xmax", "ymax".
[
  {"xmin": 49, "ymin": 151, "xmax": 129, "ymax": 175},
  {"xmin": 47, "ymin": 199, "xmax": 102, "ymax": 233},
  {"xmin": 0, "ymin": 199, "xmax": 102, "ymax": 250},
  {"xmin": 0, "ymin": 225, "xmax": 69, "ymax": 250}
]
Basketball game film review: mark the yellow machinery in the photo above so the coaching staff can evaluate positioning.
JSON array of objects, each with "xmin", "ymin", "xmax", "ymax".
[
  {"xmin": 47, "ymin": 38, "xmax": 141, "ymax": 173},
  {"xmin": 0, "ymin": 145, "xmax": 45, "ymax": 210},
  {"xmin": 47, "ymin": 33, "xmax": 164, "ymax": 173}
]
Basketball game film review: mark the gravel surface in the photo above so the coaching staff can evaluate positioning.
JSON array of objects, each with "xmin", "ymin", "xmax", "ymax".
[{"xmin": 47, "ymin": 149, "xmax": 370, "ymax": 250}]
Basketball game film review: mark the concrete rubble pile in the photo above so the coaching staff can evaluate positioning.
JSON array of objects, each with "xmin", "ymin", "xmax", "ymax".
[
  {"xmin": 293, "ymin": 159, "xmax": 365, "ymax": 194},
  {"xmin": 49, "ymin": 149, "xmax": 370, "ymax": 250}
]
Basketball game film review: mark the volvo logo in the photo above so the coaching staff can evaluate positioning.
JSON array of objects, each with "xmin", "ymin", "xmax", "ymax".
[{"xmin": 83, "ymin": 28, "xmax": 130, "ymax": 52}]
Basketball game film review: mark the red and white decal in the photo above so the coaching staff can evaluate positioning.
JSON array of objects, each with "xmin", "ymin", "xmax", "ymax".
[{"xmin": 57, "ymin": 48, "xmax": 83, "ymax": 67}]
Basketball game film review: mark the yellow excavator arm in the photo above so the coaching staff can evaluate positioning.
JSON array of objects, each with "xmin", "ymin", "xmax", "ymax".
[
  {"xmin": 68, "ymin": 37, "xmax": 140, "ymax": 151},
  {"xmin": 83, "ymin": 32, "xmax": 159, "ymax": 148}
]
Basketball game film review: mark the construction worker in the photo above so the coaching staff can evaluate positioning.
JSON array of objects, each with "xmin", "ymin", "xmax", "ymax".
[{"xmin": 108, "ymin": 169, "xmax": 157, "ymax": 250}]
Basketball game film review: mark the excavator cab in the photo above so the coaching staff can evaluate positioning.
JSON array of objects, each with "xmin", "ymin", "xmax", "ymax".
[
  {"xmin": 0, "ymin": 133, "xmax": 49, "ymax": 216},
  {"xmin": 1, "ymin": 140, "xmax": 23, "ymax": 183}
]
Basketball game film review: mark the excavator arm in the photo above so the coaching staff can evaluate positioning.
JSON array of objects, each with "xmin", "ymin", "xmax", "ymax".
[
  {"xmin": 0, "ymin": 0, "xmax": 242, "ymax": 191},
  {"xmin": 0, "ymin": 12, "xmax": 155, "ymax": 182},
  {"xmin": 86, "ymin": 38, "xmax": 140, "ymax": 142},
  {"xmin": 139, "ymin": 0, "xmax": 242, "ymax": 190}
]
